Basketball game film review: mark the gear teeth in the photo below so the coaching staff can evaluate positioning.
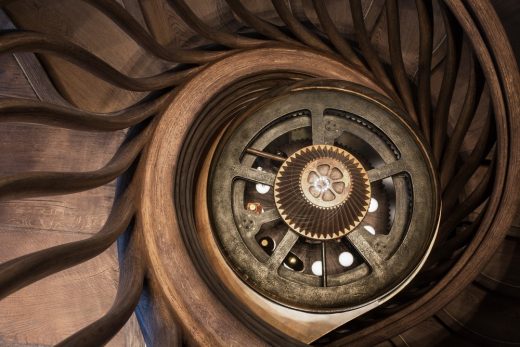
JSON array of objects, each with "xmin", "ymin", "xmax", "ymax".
[{"xmin": 274, "ymin": 145, "xmax": 371, "ymax": 240}]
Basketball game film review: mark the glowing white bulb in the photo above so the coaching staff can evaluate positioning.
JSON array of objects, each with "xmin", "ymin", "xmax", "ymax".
[
  {"xmin": 313, "ymin": 176, "xmax": 331, "ymax": 192},
  {"xmin": 368, "ymin": 198, "xmax": 379, "ymax": 212},
  {"xmin": 311, "ymin": 261, "xmax": 323, "ymax": 276},
  {"xmin": 339, "ymin": 252, "xmax": 354, "ymax": 267},
  {"xmin": 364, "ymin": 225, "xmax": 376, "ymax": 235},
  {"xmin": 255, "ymin": 167, "xmax": 270, "ymax": 194},
  {"xmin": 256, "ymin": 183, "xmax": 270, "ymax": 194}
]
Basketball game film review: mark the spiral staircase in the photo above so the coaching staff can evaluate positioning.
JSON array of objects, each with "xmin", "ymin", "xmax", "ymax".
[{"xmin": 0, "ymin": 1, "xmax": 519, "ymax": 346}]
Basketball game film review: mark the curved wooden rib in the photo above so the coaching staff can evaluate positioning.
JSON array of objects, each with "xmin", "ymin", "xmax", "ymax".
[
  {"xmin": 440, "ymin": 58, "xmax": 480, "ymax": 189},
  {"xmin": 0, "ymin": 92, "xmax": 171, "ymax": 130},
  {"xmin": 0, "ymin": 0, "xmax": 232, "ymax": 64},
  {"xmin": 226, "ymin": 0, "xmax": 298, "ymax": 45},
  {"xmin": 443, "ymin": 111, "xmax": 494, "ymax": 211},
  {"xmin": 56, "ymin": 218, "xmax": 145, "ymax": 347},
  {"xmin": 0, "ymin": 188, "xmax": 135, "ymax": 300},
  {"xmin": 415, "ymin": 0, "xmax": 434, "ymax": 142},
  {"xmin": 0, "ymin": 31, "xmax": 200, "ymax": 91},
  {"xmin": 349, "ymin": 0, "xmax": 394, "ymax": 96},
  {"xmin": 432, "ymin": 3, "xmax": 460, "ymax": 162},
  {"xmin": 271, "ymin": 0, "xmax": 331, "ymax": 53},
  {"xmin": 167, "ymin": 0, "xmax": 265, "ymax": 48},
  {"xmin": 427, "ymin": 215, "xmax": 483, "ymax": 267},
  {"xmin": 0, "ymin": 123, "xmax": 151, "ymax": 200},
  {"xmin": 439, "ymin": 159, "xmax": 495, "ymax": 242},
  {"xmin": 312, "ymin": 0, "xmax": 365, "ymax": 69},
  {"xmin": 386, "ymin": 0, "xmax": 418, "ymax": 124},
  {"xmin": 85, "ymin": 0, "xmax": 233, "ymax": 64}
]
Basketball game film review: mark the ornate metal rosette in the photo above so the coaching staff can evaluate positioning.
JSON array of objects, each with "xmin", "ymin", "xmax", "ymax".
[
  {"xmin": 274, "ymin": 144, "xmax": 371, "ymax": 239},
  {"xmin": 208, "ymin": 80, "xmax": 440, "ymax": 312}
]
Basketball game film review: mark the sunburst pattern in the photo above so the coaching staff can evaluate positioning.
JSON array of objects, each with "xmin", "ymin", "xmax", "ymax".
[{"xmin": 274, "ymin": 145, "xmax": 371, "ymax": 239}]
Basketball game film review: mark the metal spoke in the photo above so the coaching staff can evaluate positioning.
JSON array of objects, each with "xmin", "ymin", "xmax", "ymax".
[
  {"xmin": 245, "ymin": 147, "xmax": 286, "ymax": 162},
  {"xmin": 232, "ymin": 164, "xmax": 276, "ymax": 185},
  {"xmin": 241, "ymin": 209, "xmax": 281, "ymax": 236},
  {"xmin": 256, "ymin": 209, "xmax": 281, "ymax": 225},
  {"xmin": 321, "ymin": 241, "xmax": 328, "ymax": 287},
  {"xmin": 311, "ymin": 108, "xmax": 325, "ymax": 145},
  {"xmin": 267, "ymin": 229, "xmax": 299, "ymax": 269},
  {"xmin": 346, "ymin": 230, "xmax": 383, "ymax": 272},
  {"xmin": 367, "ymin": 160, "xmax": 408, "ymax": 182},
  {"xmin": 387, "ymin": 179, "xmax": 408, "ymax": 236}
]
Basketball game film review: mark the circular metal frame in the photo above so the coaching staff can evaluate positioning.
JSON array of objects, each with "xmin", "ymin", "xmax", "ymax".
[{"xmin": 209, "ymin": 80, "xmax": 441, "ymax": 312}]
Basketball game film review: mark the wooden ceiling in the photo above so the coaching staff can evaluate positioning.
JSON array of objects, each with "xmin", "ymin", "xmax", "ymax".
[{"xmin": 0, "ymin": 1, "xmax": 518, "ymax": 346}]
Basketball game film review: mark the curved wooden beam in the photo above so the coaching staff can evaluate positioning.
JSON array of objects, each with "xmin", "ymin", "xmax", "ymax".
[
  {"xmin": 0, "ymin": 31, "xmax": 200, "ymax": 91},
  {"xmin": 226, "ymin": 0, "xmax": 298, "ymax": 45},
  {"xmin": 167, "ymin": 0, "xmax": 265, "ymax": 48},
  {"xmin": 0, "ymin": 0, "xmax": 233, "ymax": 64},
  {"xmin": 271, "ymin": 0, "xmax": 331, "ymax": 53},
  {"xmin": 0, "ymin": 92, "xmax": 172, "ymax": 130},
  {"xmin": 443, "ymin": 111, "xmax": 494, "ymax": 210},
  {"xmin": 56, "ymin": 217, "xmax": 145, "ymax": 347},
  {"xmin": 349, "ymin": 0, "xmax": 394, "ymax": 95},
  {"xmin": 0, "ymin": 122, "xmax": 152, "ymax": 200},
  {"xmin": 386, "ymin": 0, "xmax": 418, "ymax": 124},
  {"xmin": 431, "ymin": 3, "xmax": 460, "ymax": 162},
  {"xmin": 0, "ymin": 188, "xmax": 135, "ymax": 300},
  {"xmin": 439, "ymin": 159, "xmax": 495, "ymax": 242},
  {"xmin": 415, "ymin": 0, "xmax": 434, "ymax": 142},
  {"xmin": 440, "ymin": 58, "xmax": 480, "ymax": 189},
  {"xmin": 312, "ymin": 0, "xmax": 365, "ymax": 69}
]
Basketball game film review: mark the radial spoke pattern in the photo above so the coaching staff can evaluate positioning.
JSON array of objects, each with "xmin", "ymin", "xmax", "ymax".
[
  {"xmin": 346, "ymin": 231, "xmax": 384, "ymax": 273},
  {"xmin": 311, "ymin": 108, "xmax": 326, "ymax": 145},
  {"xmin": 232, "ymin": 164, "xmax": 276, "ymax": 186},
  {"xmin": 0, "ymin": 0, "xmax": 516, "ymax": 346},
  {"xmin": 267, "ymin": 230, "xmax": 299, "ymax": 269},
  {"xmin": 367, "ymin": 160, "xmax": 409, "ymax": 182}
]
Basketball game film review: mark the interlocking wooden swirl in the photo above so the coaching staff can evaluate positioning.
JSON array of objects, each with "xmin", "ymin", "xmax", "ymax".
[{"xmin": 0, "ymin": 1, "xmax": 518, "ymax": 346}]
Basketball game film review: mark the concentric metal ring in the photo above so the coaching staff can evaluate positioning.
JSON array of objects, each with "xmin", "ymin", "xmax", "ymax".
[{"xmin": 206, "ymin": 80, "xmax": 440, "ymax": 312}]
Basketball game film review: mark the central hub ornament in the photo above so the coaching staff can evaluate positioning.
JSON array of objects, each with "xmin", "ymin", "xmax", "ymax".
[
  {"xmin": 301, "ymin": 157, "xmax": 351, "ymax": 209},
  {"xmin": 274, "ymin": 145, "xmax": 371, "ymax": 240}
]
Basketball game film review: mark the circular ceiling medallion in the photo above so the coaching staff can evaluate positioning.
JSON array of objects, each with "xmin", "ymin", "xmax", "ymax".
[
  {"xmin": 207, "ymin": 80, "xmax": 440, "ymax": 312},
  {"xmin": 275, "ymin": 144, "xmax": 371, "ymax": 240}
]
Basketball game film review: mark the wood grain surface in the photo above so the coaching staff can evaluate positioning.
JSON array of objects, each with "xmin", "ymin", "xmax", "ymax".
[
  {"xmin": 140, "ymin": 46, "xmax": 385, "ymax": 346},
  {"xmin": 0, "ymin": 0, "xmax": 518, "ymax": 346},
  {"xmin": 0, "ymin": 127, "xmax": 144, "ymax": 345},
  {"xmin": 0, "ymin": 7, "xmax": 145, "ymax": 345}
]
